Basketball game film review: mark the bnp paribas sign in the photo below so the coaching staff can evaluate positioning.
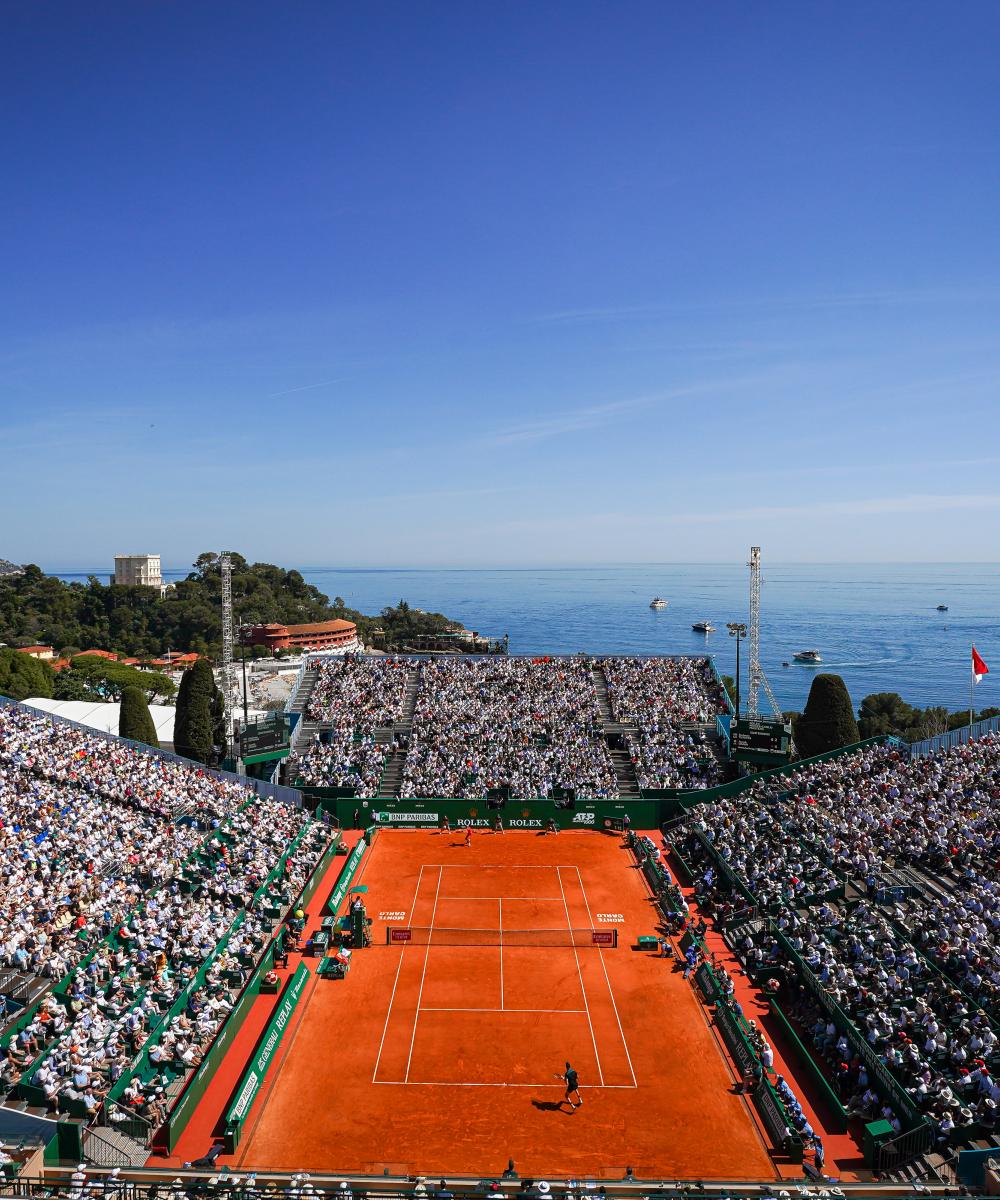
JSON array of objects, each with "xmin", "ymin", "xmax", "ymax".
[{"xmin": 375, "ymin": 811, "xmax": 439, "ymax": 825}]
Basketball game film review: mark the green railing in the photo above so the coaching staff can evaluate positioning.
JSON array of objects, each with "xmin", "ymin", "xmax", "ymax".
[
  {"xmin": 155, "ymin": 831, "xmax": 340, "ymax": 1152},
  {"xmin": 768, "ymin": 998, "xmax": 848, "ymax": 1132},
  {"xmin": 223, "ymin": 962, "xmax": 311, "ymax": 1151}
]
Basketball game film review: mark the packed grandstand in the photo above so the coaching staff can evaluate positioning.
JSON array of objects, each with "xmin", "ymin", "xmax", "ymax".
[
  {"xmin": 676, "ymin": 732, "xmax": 1000, "ymax": 1158},
  {"xmin": 292, "ymin": 654, "xmax": 729, "ymax": 797},
  {"xmin": 0, "ymin": 701, "xmax": 332, "ymax": 1130},
  {"xmin": 4, "ymin": 663, "xmax": 1000, "ymax": 1188}
]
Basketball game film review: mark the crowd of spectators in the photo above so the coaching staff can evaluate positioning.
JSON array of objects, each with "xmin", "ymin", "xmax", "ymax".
[
  {"xmin": 401, "ymin": 658, "xmax": 617, "ymax": 800},
  {"xmin": 0, "ymin": 702, "xmax": 330, "ymax": 1123},
  {"xmin": 603, "ymin": 658, "xmax": 727, "ymax": 789},
  {"xmin": 306, "ymin": 657, "xmax": 409, "ymax": 730},
  {"xmin": 0, "ymin": 706, "xmax": 266, "ymax": 981},
  {"xmin": 292, "ymin": 730, "xmax": 389, "ymax": 796},
  {"xmin": 679, "ymin": 730, "xmax": 1000, "ymax": 1152},
  {"xmin": 293, "ymin": 655, "xmax": 728, "ymax": 800},
  {"xmin": 293, "ymin": 657, "xmax": 411, "ymax": 795}
]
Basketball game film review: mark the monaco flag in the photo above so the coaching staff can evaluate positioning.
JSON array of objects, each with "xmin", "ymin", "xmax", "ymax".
[{"xmin": 973, "ymin": 646, "xmax": 990, "ymax": 683}]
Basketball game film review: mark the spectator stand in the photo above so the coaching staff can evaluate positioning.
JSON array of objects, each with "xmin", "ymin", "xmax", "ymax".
[
  {"xmin": 0, "ymin": 696, "xmax": 303, "ymax": 811},
  {"xmin": 151, "ymin": 830, "xmax": 343, "ymax": 1157},
  {"xmin": 628, "ymin": 833, "xmax": 810, "ymax": 1165},
  {"xmin": 102, "ymin": 820, "xmax": 334, "ymax": 1136}
]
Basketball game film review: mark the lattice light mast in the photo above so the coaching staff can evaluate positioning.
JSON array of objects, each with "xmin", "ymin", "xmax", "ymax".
[
  {"xmin": 747, "ymin": 546, "xmax": 784, "ymax": 719},
  {"xmin": 220, "ymin": 552, "xmax": 238, "ymax": 752}
]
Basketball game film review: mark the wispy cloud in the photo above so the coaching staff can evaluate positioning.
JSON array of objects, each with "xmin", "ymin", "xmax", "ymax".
[
  {"xmin": 267, "ymin": 377, "xmax": 349, "ymax": 399},
  {"xmin": 710, "ymin": 493, "xmax": 1000, "ymax": 522},
  {"xmin": 485, "ymin": 395, "xmax": 658, "ymax": 446},
  {"xmin": 532, "ymin": 304, "xmax": 665, "ymax": 326},
  {"xmin": 530, "ymin": 286, "xmax": 1000, "ymax": 327},
  {"xmin": 482, "ymin": 370, "xmax": 786, "ymax": 448}
]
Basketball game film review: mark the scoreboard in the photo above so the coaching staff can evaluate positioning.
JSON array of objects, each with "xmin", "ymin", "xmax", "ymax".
[
  {"xmin": 238, "ymin": 715, "xmax": 291, "ymax": 763},
  {"xmin": 731, "ymin": 716, "xmax": 792, "ymax": 764}
]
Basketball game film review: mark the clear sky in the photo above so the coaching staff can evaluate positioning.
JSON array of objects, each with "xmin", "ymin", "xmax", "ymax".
[{"xmin": 2, "ymin": 1, "xmax": 999, "ymax": 568}]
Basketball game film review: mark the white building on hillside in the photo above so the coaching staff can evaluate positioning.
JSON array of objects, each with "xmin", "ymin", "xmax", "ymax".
[{"xmin": 114, "ymin": 554, "xmax": 163, "ymax": 590}]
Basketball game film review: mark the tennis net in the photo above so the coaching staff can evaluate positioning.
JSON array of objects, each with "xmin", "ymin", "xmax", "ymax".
[{"xmin": 386, "ymin": 927, "xmax": 617, "ymax": 947}]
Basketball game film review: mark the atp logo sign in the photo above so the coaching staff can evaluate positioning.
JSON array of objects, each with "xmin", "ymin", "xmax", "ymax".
[{"xmin": 572, "ymin": 812, "xmax": 596, "ymax": 825}]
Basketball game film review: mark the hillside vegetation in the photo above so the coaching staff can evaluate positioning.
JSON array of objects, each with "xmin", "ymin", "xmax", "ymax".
[{"xmin": 0, "ymin": 552, "xmax": 461, "ymax": 660}]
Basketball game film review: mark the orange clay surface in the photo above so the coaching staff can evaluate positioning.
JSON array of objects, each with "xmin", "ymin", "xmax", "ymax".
[{"xmin": 234, "ymin": 829, "xmax": 776, "ymax": 1180}]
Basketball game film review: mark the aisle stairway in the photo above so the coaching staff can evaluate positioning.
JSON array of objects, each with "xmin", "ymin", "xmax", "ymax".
[
  {"xmin": 591, "ymin": 666, "xmax": 641, "ymax": 798},
  {"xmin": 84, "ymin": 1125, "xmax": 150, "ymax": 1168},
  {"xmin": 376, "ymin": 663, "xmax": 421, "ymax": 799},
  {"xmin": 287, "ymin": 664, "xmax": 321, "ymax": 755}
]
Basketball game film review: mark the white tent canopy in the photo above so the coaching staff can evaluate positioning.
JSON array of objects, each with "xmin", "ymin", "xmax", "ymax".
[{"xmin": 23, "ymin": 697, "xmax": 269, "ymax": 752}]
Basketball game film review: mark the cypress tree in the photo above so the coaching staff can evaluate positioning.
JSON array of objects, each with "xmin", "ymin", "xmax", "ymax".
[
  {"xmin": 795, "ymin": 673, "xmax": 860, "ymax": 759},
  {"xmin": 119, "ymin": 685, "xmax": 159, "ymax": 748},
  {"xmin": 173, "ymin": 659, "xmax": 220, "ymax": 764}
]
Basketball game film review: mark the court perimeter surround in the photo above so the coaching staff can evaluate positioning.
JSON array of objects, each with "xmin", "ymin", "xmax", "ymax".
[{"xmin": 235, "ymin": 830, "xmax": 775, "ymax": 1179}]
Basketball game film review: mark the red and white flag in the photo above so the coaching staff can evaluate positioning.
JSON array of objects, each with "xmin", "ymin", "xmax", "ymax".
[{"xmin": 973, "ymin": 646, "xmax": 990, "ymax": 684}]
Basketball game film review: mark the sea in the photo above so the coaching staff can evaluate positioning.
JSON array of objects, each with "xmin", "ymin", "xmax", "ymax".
[{"xmin": 51, "ymin": 563, "xmax": 1000, "ymax": 715}]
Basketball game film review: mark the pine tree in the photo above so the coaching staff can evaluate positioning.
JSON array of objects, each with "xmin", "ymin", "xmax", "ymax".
[
  {"xmin": 0, "ymin": 649, "xmax": 55, "ymax": 701},
  {"xmin": 795, "ymin": 674, "xmax": 860, "ymax": 758},
  {"xmin": 119, "ymin": 685, "xmax": 159, "ymax": 748}
]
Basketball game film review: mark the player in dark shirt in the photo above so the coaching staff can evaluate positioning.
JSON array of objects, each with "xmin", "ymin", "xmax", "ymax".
[{"xmin": 563, "ymin": 1061, "xmax": 582, "ymax": 1108}]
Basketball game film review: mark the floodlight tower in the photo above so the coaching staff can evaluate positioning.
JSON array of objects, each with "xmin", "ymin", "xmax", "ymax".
[
  {"xmin": 220, "ymin": 552, "xmax": 238, "ymax": 750},
  {"xmin": 747, "ymin": 546, "xmax": 784, "ymax": 719}
]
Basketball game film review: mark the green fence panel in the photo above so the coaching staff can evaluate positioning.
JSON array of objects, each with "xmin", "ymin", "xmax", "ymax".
[
  {"xmin": 156, "ymin": 827, "xmax": 339, "ymax": 1152},
  {"xmin": 768, "ymin": 999, "xmax": 848, "ymax": 1133},
  {"xmin": 223, "ymin": 962, "xmax": 311, "ymax": 1151},
  {"xmin": 315, "ymin": 797, "xmax": 663, "ymax": 831},
  {"xmin": 326, "ymin": 837, "xmax": 367, "ymax": 915}
]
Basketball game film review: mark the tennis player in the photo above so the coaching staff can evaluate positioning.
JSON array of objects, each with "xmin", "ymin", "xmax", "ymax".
[
  {"xmin": 562, "ymin": 1061, "xmax": 582, "ymax": 1108},
  {"xmin": 464, "ymin": 825, "xmax": 473, "ymax": 848}
]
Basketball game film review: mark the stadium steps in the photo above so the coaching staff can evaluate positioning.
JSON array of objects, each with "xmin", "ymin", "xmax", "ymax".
[
  {"xmin": 400, "ymin": 663, "xmax": 421, "ymax": 724},
  {"xmin": 289, "ymin": 664, "xmax": 319, "ymax": 716},
  {"xmin": 377, "ymin": 753, "xmax": 405, "ymax": 799},
  {"xmin": 609, "ymin": 749, "xmax": 641, "ymax": 798},
  {"xmin": 1, "ymin": 972, "xmax": 49, "ymax": 1015},
  {"xmin": 371, "ymin": 664, "xmax": 420, "ymax": 799},
  {"xmin": 589, "ymin": 668, "xmax": 641, "ymax": 797},
  {"xmin": 84, "ymin": 1125, "xmax": 150, "ymax": 1168}
]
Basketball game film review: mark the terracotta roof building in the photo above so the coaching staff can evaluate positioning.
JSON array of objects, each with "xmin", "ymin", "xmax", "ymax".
[
  {"xmin": 242, "ymin": 619, "xmax": 358, "ymax": 654},
  {"xmin": 19, "ymin": 645, "xmax": 55, "ymax": 660}
]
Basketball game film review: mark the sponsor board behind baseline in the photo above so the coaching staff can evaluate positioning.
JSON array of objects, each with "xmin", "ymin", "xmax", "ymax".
[{"xmin": 374, "ymin": 810, "xmax": 549, "ymax": 829}]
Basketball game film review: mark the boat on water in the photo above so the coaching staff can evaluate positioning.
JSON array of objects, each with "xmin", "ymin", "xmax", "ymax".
[
  {"xmin": 692, "ymin": 621, "xmax": 715, "ymax": 633},
  {"xmin": 649, "ymin": 597, "xmax": 668, "ymax": 609},
  {"xmin": 937, "ymin": 605, "xmax": 949, "ymax": 612},
  {"xmin": 793, "ymin": 649, "xmax": 822, "ymax": 663}
]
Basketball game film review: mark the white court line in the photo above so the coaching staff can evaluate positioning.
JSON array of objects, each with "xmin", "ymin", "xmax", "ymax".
[
  {"xmin": 574, "ymin": 865, "xmax": 638, "ymax": 1088},
  {"xmin": 374, "ymin": 1080, "xmax": 638, "ymax": 1088},
  {"xmin": 437, "ymin": 895, "xmax": 564, "ymax": 901},
  {"xmin": 556, "ymin": 865, "xmax": 604, "ymax": 1086},
  {"xmin": 498, "ymin": 898, "xmax": 504, "ymax": 1011},
  {"xmin": 403, "ymin": 865, "xmax": 443, "ymax": 1083},
  {"xmin": 428, "ymin": 864, "xmax": 582, "ymax": 869},
  {"xmin": 372, "ymin": 864, "xmax": 425, "ymax": 1083},
  {"xmin": 421, "ymin": 1007, "xmax": 587, "ymax": 1013}
]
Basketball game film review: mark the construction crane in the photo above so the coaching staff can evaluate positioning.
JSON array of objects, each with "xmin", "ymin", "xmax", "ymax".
[
  {"xmin": 220, "ymin": 552, "xmax": 239, "ymax": 756},
  {"xmin": 747, "ymin": 546, "xmax": 784, "ymax": 719}
]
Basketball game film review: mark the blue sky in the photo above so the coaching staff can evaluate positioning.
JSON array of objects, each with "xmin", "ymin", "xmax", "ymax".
[{"xmin": 2, "ymin": 1, "xmax": 999, "ymax": 568}]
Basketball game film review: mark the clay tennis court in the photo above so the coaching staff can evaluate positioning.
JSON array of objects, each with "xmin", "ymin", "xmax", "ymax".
[{"xmin": 234, "ymin": 829, "xmax": 775, "ymax": 1179}]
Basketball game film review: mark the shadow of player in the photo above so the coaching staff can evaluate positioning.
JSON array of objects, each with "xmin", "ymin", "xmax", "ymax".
[{"xmin": 531, "ymin": 1099, "xmax": 572, "ymax": 1113}]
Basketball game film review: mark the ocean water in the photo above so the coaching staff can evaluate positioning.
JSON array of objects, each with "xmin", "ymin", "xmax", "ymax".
[{"xmin": 51, "ymin": 564, "xmax": 1000, "ymax": 714}]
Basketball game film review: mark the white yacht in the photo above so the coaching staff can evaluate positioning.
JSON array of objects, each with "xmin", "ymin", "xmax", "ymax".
[
  {"xmin": 793, "ymin": 649, "xmax": 822, "ymax": 663},
  {"xmin": 692, "ymin": 621, "xmax": 715, "ymax": 633},
  {"xmin": 649, "ymin": 597, "xmax": 667, "ymax": 609}
]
